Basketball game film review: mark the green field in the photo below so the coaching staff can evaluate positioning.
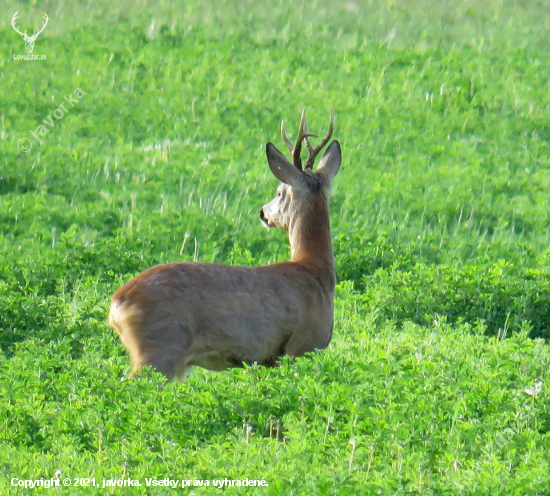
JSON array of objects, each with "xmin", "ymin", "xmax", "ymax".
[{"xmin": 1, "ymin": 0, "xmax": 549, "ymax": 494}]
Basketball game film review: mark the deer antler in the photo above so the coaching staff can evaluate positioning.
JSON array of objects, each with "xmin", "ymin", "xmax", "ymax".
[
  {"xmin": 11, "ymin": 12, "xmax": 48, "ymax": 41},
  {"xmin": 11, "ymin": 11, "xmax": 26, "ymax": 37},
  {"xmin": 304, "ymin": 109, "xmax": 334, "ymax": 170},
  {"xmin": 280, "ymin": 109, "xmax": 317, "ymax": 171},
  {"xmin": 28, "ymin": 13, "xmax": 48, "ymax": 41}
]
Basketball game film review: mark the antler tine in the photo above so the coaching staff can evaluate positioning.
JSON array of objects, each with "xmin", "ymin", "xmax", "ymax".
[
  {"xmin": 29, "ymin": 13, "xmax": 49, "ymax": 40},
  {"xmin": 11, "ymin": 11, "xmax": 26, "ymax": 36},
  {"xmin": 38, "ymin": 14, "xmax": 50, "ymax": 34},
  {"xmin": 36, "ymin": 13, "xmax": 49, "ymax": 36},
  {"xmin": 280, "ymin": 120, "xmax": 294, "ymax": 154},
  {"xmin": 304, "ymin": 109, "xmax": 334, "ymax": 169},
  {"xmin": 280, "ymin": 109, "xmax": 317, "ymax": 171},
  {"xmin": 293, "ymin": 109, "xmax": 316, "ymax": 170},
  {"xmin": 303, "ymin": 112, "xmax": 315, "ymax": 156}
]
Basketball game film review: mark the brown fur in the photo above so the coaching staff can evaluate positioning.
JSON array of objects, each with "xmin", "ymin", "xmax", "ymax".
[{"xmin": 109, "ymin": 117, "xmax": 342, "ymax": 381}]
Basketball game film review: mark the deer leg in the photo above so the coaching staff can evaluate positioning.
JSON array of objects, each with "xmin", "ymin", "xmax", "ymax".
[
  {"xmin": 282, "ymin": 333, "xmax": 317, "ymax": 359},
  {"xmin": 283, "ymin": 324, "xmax": 333, "ymax": 359},
  {"xmin": 125, "ymin": 321, "xmax": 194, "ymax": 381}
]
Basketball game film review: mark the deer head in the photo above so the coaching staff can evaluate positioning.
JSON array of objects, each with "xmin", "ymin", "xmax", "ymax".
[
  {"xmin": 12, "ymin": 11, "xmax": 49, "ymax": 54},
  {"xmin": 260, "ymin": 110, "xmax": 341, "ymax": 264}
]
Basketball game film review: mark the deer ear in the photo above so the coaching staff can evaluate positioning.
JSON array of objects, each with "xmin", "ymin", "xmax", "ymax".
[
  {"xmin": 266, "ymin": 143, "xmax": 303, "ymax": 186},
  {"xmin": 316, "ymin": 140, "xmax": 341, "ymax": 185}
]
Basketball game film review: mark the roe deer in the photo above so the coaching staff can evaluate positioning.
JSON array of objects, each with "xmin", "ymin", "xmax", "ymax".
[{"xmin": 108, "ymin": 110, "xmax": 342, "ymax": 381}]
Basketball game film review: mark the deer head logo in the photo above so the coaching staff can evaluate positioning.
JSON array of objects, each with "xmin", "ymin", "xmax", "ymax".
[{"xmin": 12, "ymin": 11, "xmax": 49, "ymax": 54}]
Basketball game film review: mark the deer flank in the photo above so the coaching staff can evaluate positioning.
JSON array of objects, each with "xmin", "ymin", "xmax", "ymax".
[{"xmin": 109, "ymin": 110, "xmax": 341, "ymax": 381}]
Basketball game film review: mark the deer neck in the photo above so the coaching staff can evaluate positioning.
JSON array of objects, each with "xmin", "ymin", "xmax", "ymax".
[{"xmin": 288, "ymin": 200, "xmax": 335, "ymax": 291}]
